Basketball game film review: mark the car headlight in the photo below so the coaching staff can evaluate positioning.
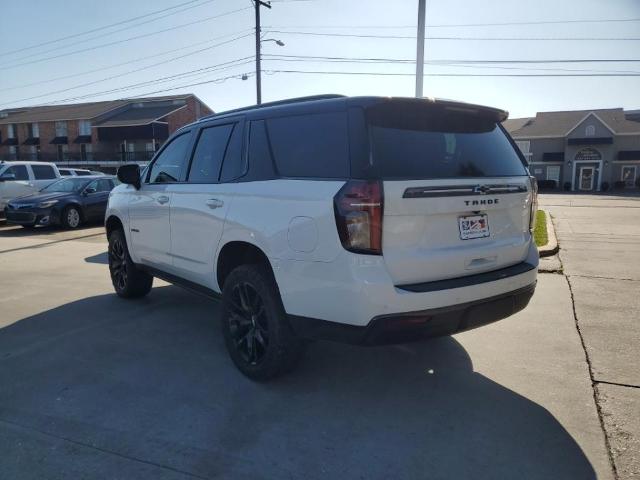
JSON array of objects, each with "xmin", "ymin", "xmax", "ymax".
[{"xmin": 38, "ymin": 200, "xmax": 59, "ymax": 208}]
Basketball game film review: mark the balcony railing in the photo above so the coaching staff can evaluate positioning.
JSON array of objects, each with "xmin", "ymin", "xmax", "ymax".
[{"xmin": 0, "ymin": 151, "xmax": 156, "ymax": 164}]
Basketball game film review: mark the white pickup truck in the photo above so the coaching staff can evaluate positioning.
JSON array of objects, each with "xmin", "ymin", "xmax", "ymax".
[{"xmin": 0, "ymin": 161, "xmax": 61, "ymax": 216}]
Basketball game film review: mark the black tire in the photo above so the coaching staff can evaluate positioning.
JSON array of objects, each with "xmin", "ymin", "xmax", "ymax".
[
  {"xmin": 108, "ymin": 229, "xmax": 153, "ymax": 298},
  {"xmin": 221, "ymin": 264, "xmax": 306, "ymax": 381},
  {"xmin": 61, "ymin": 205, "xmax": 82, "ymax": 229}
]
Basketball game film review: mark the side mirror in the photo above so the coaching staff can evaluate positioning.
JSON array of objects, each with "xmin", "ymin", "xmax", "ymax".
[
  {"xmin": 117, "ymin": 164, "xmax": 141, "ymax": 189},
  {"xmin": 83, "ymin": 187, "xmax": 97, "ymax": 195},
  {"xmin": 0, "ymin": 173, "xmax": 16, "ymax": 182}
]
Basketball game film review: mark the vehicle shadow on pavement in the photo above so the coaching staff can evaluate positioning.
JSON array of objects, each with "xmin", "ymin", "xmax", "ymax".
[
  {"xmin": 0, "ymin": 222, "xmax": 100, "ymax": 238},
  {"xmin": 0, "ymin": 285, "xmax": 596, "ymax": 480},
  {"xmin": 84, "ymin": 251, "xmax": 108, "ymax": 264}
]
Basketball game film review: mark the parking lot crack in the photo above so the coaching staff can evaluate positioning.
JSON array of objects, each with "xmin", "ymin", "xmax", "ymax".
[{"xmin": 565, "ymin": 274, "xmax": 619, "ymax": 480}]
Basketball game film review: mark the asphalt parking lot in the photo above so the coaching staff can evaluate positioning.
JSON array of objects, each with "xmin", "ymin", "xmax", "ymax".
[{"xmin": 0, "ymin": 194, "xmax": 637, "ymax": 479}]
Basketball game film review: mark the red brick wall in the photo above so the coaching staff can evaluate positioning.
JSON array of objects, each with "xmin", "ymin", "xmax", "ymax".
[{"xmin": 166, "ymin": 97, "xmax": 213, "ymax": 134}]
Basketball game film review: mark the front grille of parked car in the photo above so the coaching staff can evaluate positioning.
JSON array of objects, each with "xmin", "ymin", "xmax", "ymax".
[
  {"xmin": 6, "ymin": 211, "xmax": 36, "ymax": 223},
  {"xmin": 7, "ymin": 203, "xmax": 35, "ymax": 210}
]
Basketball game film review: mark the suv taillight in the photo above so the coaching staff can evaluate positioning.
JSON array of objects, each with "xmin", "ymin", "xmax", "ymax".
[
  {"xmin": 334, "ymin": 180, "xmax": 383, "ymax": 255},
  {"xmin": 529, "ymin": 176, "xmax": 538, "ymax": 232}
]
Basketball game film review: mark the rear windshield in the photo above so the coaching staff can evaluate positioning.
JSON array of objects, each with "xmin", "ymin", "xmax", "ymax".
[{"xmin": 367, "ymin": 103, "xmax": 527, "ymax": 179}]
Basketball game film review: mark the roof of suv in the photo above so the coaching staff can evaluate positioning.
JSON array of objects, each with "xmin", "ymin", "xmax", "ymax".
[{"xmin": 183, "ymin": 95, "xmax": 508, "ymax": 132}]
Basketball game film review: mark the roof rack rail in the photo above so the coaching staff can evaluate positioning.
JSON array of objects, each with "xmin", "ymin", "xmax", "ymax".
[{"xmin": 201, "ymin": 94, "xmax": 346, "ymax": 120}]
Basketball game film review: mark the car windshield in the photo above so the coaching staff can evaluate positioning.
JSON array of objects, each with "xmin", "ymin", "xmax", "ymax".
[{"xmin": 41, "ymin": 177, "xmax": 91, "ymax": 193}]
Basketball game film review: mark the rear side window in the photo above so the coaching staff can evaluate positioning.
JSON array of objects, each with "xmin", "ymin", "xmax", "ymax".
[
  {"xmin": 188, "ymin": 124, "xmax": 234, "ymax": 183},
  {"xmin": 367, "ymin": 103, "xmax": 527, "ymax": 179},
  {"xmin": 266, "ymin": 112, "xmax": 349, "ymax": 178},
  {"xmin": 220, "ymin": 123, "xmax": 244, "ymax": 182},
  {"xmin": 31, "ymin": 164, "xmax": 57, "ymax": 180},
  {"xmin": 4, "ymin": 165, "xmax": 29, "ymax": 180},
  {"xmin": 148, "ymin": 132, "xmax": 191, "ymax": 183}
]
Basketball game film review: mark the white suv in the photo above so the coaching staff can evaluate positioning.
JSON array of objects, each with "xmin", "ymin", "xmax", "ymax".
[
  {"xmin": 105, "ymin": 95, "xmax": 538, "ymax": 380},
  {"xmin": 0, "ymin": 161, "xmax": 61, "ymax": 216}
]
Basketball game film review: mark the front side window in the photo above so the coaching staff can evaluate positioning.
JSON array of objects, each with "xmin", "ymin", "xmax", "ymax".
[
  {"xmin": 266, "ymin": 112, "xmax": 350, "ymax": 178},
  {"xmin": 32, "ymin": 164, "xmax": 57, "ymax": 180},
  {"xmin": 85, "ymin": 178, "xmax": 112, "ymax": 192},
  {"xmin": 148, "ymin": 132, "xmax": 191, "ymax": 183},
  {"xmin": 55, "ymin": 121, "xmax": 68, "ymax": 137},
  {"xmin": 42, "ymin": 178, "xmax": 90, "ymax": 192},
  {"xmin": 3, "ymin": 165, "xmax": 29, "ymax": 180},
  {"xmin": 188, "ymin": 124, "xmax": 234, "ymax": 183}
]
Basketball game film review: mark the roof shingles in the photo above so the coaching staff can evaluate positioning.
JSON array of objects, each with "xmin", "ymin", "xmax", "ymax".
[{"xmin": 506, "ymin": 108, "xmax": 640, "ymax": 138}]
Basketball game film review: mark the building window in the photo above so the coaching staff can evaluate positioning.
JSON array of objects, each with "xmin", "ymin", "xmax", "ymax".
[
  {"xmin": 28, "ymin": 123, "xmax": 39, "ymax": 138},
  {"xmin": 547, "ymin": 166, "xmax": 561, "ymax": 183},
  {"xmin": 29, "ymin": 145, "xmax": 40, "ymax": 161},
  {"xmin": 55, "ymin": 121, "xmax": 68, "ymax": 137},
  {"xmin": 515, "ymin": 140, "xmax": 532, "ymax": 160},
  {"xmin": 57, "ymin": 144, "xmax": 68, "ymax": 161},
  {"xmin": 78, "ymin": 120, "xmax": 91, "ymax": 136},
  {"xmin": 80, "ymin": 143, "xmax": 92, "ymax": 161},
  {"xmin": 622, "ymin": 166, "xmax": 637, "ymax": 187},
  {"xmin": 585, "ymin": 125, "xmax": 596, "ymax": 137},
  {"xmin": 9, "ymin": 145, "xmax": 18, "ymax": 159},
  {"xmin": 575, "ymin": 147, "xmax": 602, "ymax": 162},
  {"xmin": 7, "ymin": 124, "xmax": 16, "ymax": 139}
]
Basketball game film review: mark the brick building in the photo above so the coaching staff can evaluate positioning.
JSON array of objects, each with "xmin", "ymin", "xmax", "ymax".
[{"xmin": 0, "ymin": 94, "xmax": 212, "ymax": 171}]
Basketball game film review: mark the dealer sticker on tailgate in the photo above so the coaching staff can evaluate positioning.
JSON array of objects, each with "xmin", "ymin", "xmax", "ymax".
[{"xmin": 459, "ymin": 214, "xmax": 490, "ymax": 240}]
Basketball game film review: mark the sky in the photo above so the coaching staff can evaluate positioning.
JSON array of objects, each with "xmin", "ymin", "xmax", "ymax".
[{"xmin": 0, "ymin": 0, "xmax": 639, "ymax": 118}]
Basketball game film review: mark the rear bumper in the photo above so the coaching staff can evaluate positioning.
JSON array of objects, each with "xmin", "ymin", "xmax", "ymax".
[
  {"xmin": 289, "ymin": 282, "xmax": 536, "ymax": 345},
  {"xmin": 274, "ymin": 240, "xmax": 539, "ymax": 327}
]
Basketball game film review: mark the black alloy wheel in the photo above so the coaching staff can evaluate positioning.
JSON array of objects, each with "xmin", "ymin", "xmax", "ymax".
[
  {"xmin": 107, "ymin": 229, "xmax": 153, "ymax": 298},
  {"xmin": 109, "ymin": 234, "xmax": 128, "ymax": 292},
  {"xmin": 227, "ymin": 282, "xmax": 270, "ymax": 365},
  {"xmin": 221, "ymin": 264, "xmax": 306, "ymax": 380}
]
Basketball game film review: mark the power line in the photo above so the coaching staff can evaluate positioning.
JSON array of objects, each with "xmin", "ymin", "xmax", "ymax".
[
  {"xmin": 268, "ymin": 17, "xmax": 640, "ymax": 29},
  {"xmin": 0, "ymin": 29, "xmax": 254, "ymax": 93},
  {"xmin": 261, "ymin": 54, "xmax": 640, "ymax": 74},
  {"xmin": 267, "ymin": 30, "xmax": 640, "ymax": 41},
  {"xmin": 1, "ymin": 6, "xmax": 253, "ymax": 70},
  {"xmin": 0, "ymin": 34, "xmax": 254, "ymax": 107},
  {"xmin": 261, "ymin": 53, "xmax": 640, "ymax": 64},
  {"xmin": 263, "ymin": 69, "xmax": 640, "ymax": 77},
  {"xmin": 32, "ymin": 59, "xmax": 255, "ymax": 106},
  {"xmin": 0, "ymin": 0, "xmax": 213, "ymax": 58},
  {"xmin": 6, "ymin": 0, "xmax": 221, "ymax": 63}
]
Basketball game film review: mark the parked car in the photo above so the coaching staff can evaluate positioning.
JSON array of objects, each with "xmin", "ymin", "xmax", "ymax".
[
  {"xmin": 0, "ymin": 161, "xmax": 61, "ymax": 218},
  {"xmin": 6, "ymin": 175, "xmax": 117, "ymax": 229},
  {"xmin": 105, "ymin": 95, "xmax": 539, "ymax": 380},
  {"xmin": 58, "ymin": 168, "xmax": 94, "ymax": 177}
]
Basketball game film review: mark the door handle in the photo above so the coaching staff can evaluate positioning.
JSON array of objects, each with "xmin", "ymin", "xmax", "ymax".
[
  {"xmin": 206, "ymin": 198, "xmax": 224, "ymax": 209},
  {"xmin": 157, "ymin": 195, "xmax": 170, "ymax": 205}
]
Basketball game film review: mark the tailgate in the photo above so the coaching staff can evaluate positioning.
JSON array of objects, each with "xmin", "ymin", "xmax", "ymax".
[{"xmin": 382, "ymin": 178, "xmax": 532, "ymax": 285}]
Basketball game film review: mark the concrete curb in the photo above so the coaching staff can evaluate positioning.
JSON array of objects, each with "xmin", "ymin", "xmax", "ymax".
[{"xmin": 538, "ymin": 210, "xmax": 559, "ymax": 257}]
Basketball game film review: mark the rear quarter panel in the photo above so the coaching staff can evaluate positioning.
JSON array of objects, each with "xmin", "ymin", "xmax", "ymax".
[{"xmin": 215, "ymin": 179, "xmax": 345, "ymax": 288}]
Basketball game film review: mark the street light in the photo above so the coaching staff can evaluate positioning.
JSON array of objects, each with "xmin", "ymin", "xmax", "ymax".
[
  {"xmin": 261, "ymin": 38, "xmax": 285, "ymax": 47},
  {"xmin": 255, "ymin": 37, "xmax": 285, "ymax": 103}
]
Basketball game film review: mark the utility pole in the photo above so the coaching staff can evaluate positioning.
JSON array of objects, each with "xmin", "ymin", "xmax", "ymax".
[
  {"xmin": 254, "ymin": 0, "xmax": 271, "ymax": 105},
  {"xmin": 415, "ymin": 0, "xmax": 426, "ymax": 98}
]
